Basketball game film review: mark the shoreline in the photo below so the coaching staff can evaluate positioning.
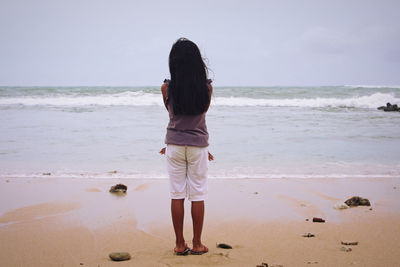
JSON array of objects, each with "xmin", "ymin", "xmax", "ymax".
[{"xmin": 0, "ymin": 177, "xmax": 399, "ymax": 266}]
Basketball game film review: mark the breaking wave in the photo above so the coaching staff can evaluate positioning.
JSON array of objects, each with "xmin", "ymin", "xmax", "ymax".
[{"xmin": 0, "ymin": 91, "xmax": 398, "ymax": 109}]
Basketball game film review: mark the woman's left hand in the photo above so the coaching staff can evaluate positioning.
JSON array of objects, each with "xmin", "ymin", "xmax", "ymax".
[{"xmin": 159, "ymin": 147, "xmax": 166, "ymax": 155}]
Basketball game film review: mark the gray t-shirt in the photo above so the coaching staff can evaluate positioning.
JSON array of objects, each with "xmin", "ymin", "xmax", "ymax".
[{"xmin": 164, "ymin": 81, "xmax": 210, "ymax": 147}]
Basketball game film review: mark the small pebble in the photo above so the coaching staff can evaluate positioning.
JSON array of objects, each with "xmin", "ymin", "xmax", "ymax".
[
  {"xmin": 341, "ymin": 241, "xmax": 358, "ymax": 245},
  {"xmin": 217, "ymin": 243, "xmax": 232, "ymax": 249},
  {"xmin": 312, "ymin": 217, "xmax": 325, "ymax": 223},
  {"xmin": 302, "ymin": 233, "xmax": 315, "ymax": 238},
  {"xmin": 254, "ymin": 192, "xmax": 258, "ymax": 195},
  {"xmin": 109, "ymin": 252, "xmax": 131, "ymax": 261}
]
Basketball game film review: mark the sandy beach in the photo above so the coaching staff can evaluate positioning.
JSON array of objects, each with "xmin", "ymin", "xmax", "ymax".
[{"xmin": 0, "ymin": 177, "xmax": 399, "ymax": 267}]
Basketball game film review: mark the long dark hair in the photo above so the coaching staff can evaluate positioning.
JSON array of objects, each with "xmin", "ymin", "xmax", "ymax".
[{"xmin": 168, "ymin": 38, "xmax": 210, "ymax": 115}]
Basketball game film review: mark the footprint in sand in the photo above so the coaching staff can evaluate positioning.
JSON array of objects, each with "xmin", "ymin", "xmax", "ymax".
[
  {"xmin": 86, "ymin": 188, "xmax": 101, "ymax": 192},
  {"xmin": 0, "ymin": 202, "xmax": 81, "ymax": 224},
  {"xmin": 208, "ymin": 252, "xmax": 230, "ymax": 264},
  {"xmin": 134, "ymin": 183, "xmax": 150, "ymax": 191}
]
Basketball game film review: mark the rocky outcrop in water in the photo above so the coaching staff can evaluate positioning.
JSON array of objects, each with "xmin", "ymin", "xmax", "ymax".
[
  {"xmin": 377, "ymin": 103, "xmax": 400, "ymax": 112},
  {"xmin": 109, "ymin": 184, "xmax": 127, "ymax": 194},
  {"xmin": 345, "ymin": 196, "xmax": 371, "ymax": 207}
]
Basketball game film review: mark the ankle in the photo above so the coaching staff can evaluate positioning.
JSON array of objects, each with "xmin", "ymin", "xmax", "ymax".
[
  {"xmin": 176, "ymin": 239, "xmax": 185, "ymax": 247},
  {"xmin": 192, "ymin": 239, "xmax": 202, "ymax": 247}
]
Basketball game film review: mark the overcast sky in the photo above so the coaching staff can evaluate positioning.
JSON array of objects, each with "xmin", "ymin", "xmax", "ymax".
[{"xmin": 0, "ymin": 0, "xmax": 399, "ymax": 86}]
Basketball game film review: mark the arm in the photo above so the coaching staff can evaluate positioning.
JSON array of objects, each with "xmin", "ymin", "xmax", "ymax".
[
  {"xmin": 205, "ymin": 82, "xmax": 213, "ymax": 112},
  {"xmin": 161, "ymin": 82, "xmax": 168, "ymax": 111}
]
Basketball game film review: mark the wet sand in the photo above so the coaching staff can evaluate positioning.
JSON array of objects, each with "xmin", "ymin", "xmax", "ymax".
[{"xmin": 0, "ymin": 177, "xmax": 399, "ymax": 266}]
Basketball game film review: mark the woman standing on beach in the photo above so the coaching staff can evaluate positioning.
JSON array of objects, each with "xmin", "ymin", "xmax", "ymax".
[{"xmin": 160, "ymin": 38, "xmax": 212, "ymax": 256}]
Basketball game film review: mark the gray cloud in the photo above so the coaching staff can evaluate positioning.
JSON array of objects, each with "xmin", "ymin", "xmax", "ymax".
[{"xmin": 0, "ymin": 0, "xmax": 399, "ymax": 86}]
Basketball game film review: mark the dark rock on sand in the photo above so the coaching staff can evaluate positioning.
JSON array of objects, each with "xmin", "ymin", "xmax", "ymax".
[
  {"xmin": 109, "ymin": 184, "xmax": 128, "ymax": 193},
  {"xmin": 42, "ymin": 172, "xmax": 51, "ymax": 176},
  {"xmin": 312, "ymin": 217, "xmax": 325, "ymax": 223},
  {"xmin": 302, "ymin": 233, "xmax": 315, "ymax": 237},
  {"xmin": 341, "ymin": 241, "xmax": 358, "ymax": 245},
  {"xmin": 259, "ymin": 264, "xmax": 283, "ymax": 267},
  {"xmin": 378, "ymin": 102, "xmax": 400, "ymax": 112},
  {"xmin": 345, "ymin": 196, "xmax": 371, "ymax": 207},
  {"xmin": 217, "ymin": 243, "xmax": 232, "ymax": 249},
  {"xmin": 109, "ymin": 252, "xmax": 131, "ymax": 261}
]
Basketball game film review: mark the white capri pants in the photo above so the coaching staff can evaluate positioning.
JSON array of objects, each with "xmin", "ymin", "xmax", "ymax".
[{"xmin": 166, "ymin": 144, "xmax": 208, "ymax": 201}]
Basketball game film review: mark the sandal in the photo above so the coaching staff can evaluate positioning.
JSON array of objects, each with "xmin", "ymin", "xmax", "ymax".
[
  {"xmin": 190, "ymin": 245, "xmax": 208, "ymax": 255},
  {"xmin": 174, "ymin": 243, "xmax": 190, "ymax": 256}
]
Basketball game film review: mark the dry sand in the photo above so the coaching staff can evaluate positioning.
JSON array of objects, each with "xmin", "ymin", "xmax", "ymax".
[{"xmin": 0, "ymin": 177, "xmax": 399, "ymax": 267}]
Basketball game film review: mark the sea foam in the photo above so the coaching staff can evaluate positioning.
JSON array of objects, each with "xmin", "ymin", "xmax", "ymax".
[{"xmin": 0, "ymin": 92, "xmax": 398, "ymax": 109}]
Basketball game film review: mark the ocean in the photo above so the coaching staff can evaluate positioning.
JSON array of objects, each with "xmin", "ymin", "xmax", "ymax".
[{"xmin": 0, "ymin": 85, "xmax": 399, "ymax": 179}]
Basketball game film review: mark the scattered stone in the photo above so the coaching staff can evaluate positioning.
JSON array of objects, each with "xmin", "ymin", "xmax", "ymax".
[
  {"xmin": 377, "ymin": 102, "xmax": 400, "ymax": 112},
  {"xmin": 262, "ymin": 263, "xmax": 268, "ymax": 267},
  {"xmin": 254, "ymin": 192, "xmax": 259, "ymax": 195},
  {"xmin": 369, "ymin": 208, "xmax": 373, "ymax": 210},
  {"xmin": 307, "ymin": 262, "xmax": 318, "ymax": 264},
  {"xmin": 80, "ymin": 263, "xmax": 83, "ymax": 265},
  {"xmin": 302, "ymin": 233, "xmax": 315, "ymax": 238},
  {"xmin": 340, "ymin": 246, "xmax": 352, "ymax": 252},
  {"xmin": 109, "ymin": 252, "xmax": 131, "ymax": 261},
  {"xmin": 217, "ymin": 243, "xmax": 232, "ymax": 249},
  {"xmin": 334, "ymin": 202, "xmax": 349, "ymax": 210},
  {"xmin": 341, "ymin": 241, "xmax": 358, "ymax": 245},
  {"xmin": 42, "ymin": 172, "xmax": 51, "ymax": 176},
  {"xmin": 312, "ymin": 217, "xmax": 325, "ymax": 223},
  {"xmin": 6, "ymin": 180, "xmax": 9, "ymax": 183},
  {"xmin": 109, "ymin": 170, "xmax": 118, "ymax": 174},
  {"xmin": 300, "ymin": 203, "xmax": 307, "ymax": 207},
  {"xmin": 345, "ymin": 196, "xmax": 371, "ymax": 207},
  {"xmin": 271, "ymin": 265, "xmax": 284, "ymax": 267},
  {"xmin": 109, "ymin": 184, "xmax": 128, "ymax": 193},
  {"xmin": 394, "ymin": 186, "xmax": 397, "ymax": 189},
  {"xmin": 305, "ymin": 218, "xmax": 309, "ymax": 221}
]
